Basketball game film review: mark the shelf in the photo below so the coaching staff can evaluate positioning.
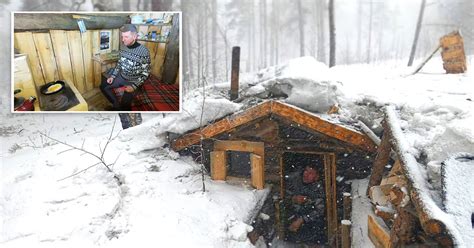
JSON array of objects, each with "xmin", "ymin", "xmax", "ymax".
[
  {"xmin": 133, "ymin": 23, "xmax": 172, "ymax": 26},
  {"xmin": 138, "ymin": 39, "xmax": 168, "ymax": 43}
]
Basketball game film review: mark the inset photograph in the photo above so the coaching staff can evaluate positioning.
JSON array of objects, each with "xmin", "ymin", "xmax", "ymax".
[{"xmin": 12, "ymin": 12, "xmax": 181, "ymax": 112}]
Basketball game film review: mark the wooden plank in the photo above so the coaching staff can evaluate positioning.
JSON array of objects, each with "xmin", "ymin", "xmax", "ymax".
[
  {"xmin": 368, "ymin": 214, "xmax": 391, "ymax": 248},
  {"xmin": 14, "ymin": 13, "xmax": 128, "ymax": 31},
  {"xmin": 111, "ymin": 29, "xmax": 120, "ymax": 51},
  {"xmin": 367, "ymin": 122, "xmax": 392, "ymax": 194},
  {"xmin": 152, "ymin": 43, "xmax": 166, "ymax": 78},
  {"xmin": 91, "ymin": 30, "xmax": 102, "ymax": 88},
  {"xmin": 49, "ymin": 30, "xmax": 75, "ymax": 86},
  {"xmin": 67, "ymin": 31, "xmax": 86, "ymax": 94},
  {"xmin": 171, "ymin": 101, "xmax": 272, "ymax": 151},
  {"xmin": 210, "ymin": 151, "xmax": 226, "ymax": 181},
  {"xmin": 250, "ymin": 153, "xmax": 264, "ymax": 190},
  {"xmin": 81, "ymin": 31, "xmax": 94, "ymax": 92},
  {"xmin": 14, "ymin": 32, "xmax": 45, "ymax": 86},
  {"xmin": 32, "ymin": 32, "xmax": 59, "ymax": 83},
  {"xmin": 271, "ymin": 101, "xmax": 376, "ymax": 152},
  {"xmin": 388, "ymin": 159, "xmax": 403, "ymax": 177}
]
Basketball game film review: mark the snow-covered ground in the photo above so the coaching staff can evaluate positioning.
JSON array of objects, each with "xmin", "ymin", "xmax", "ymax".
[{"xmin": 2, "ymin": 44, "xmax": 473, "ymax": 247}]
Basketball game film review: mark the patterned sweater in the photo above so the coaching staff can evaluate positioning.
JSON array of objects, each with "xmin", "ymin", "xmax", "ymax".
[{"xmin": 111, "ymin": 42, "xmax": 151, "ymax": 89}]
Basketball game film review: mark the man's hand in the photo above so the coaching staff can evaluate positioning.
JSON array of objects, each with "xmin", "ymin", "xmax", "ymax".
[
  {"xmin": 292, "ymin": 195, "xmax": 307, "ymax": 204},
  {"xmin": 107, "ymin": 77, "xmax": 114, "ymax": 84},
  {"xmin": 124, "ymin": 86, "xmax": 135, "ymax": 93},
  {"xmin": 288, "ymin": 217, "xmax": 304, "ymax": 232}
]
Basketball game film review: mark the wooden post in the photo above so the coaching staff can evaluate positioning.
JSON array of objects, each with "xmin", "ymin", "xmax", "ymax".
[
  {"xmin": 230, "ymin": 46, "xmax": 240, "ymax": 101},
  {"xmin": 341, "ymin": 220, "xmax": 352, "ymax": 248},
  {"xmin": 250, "ymin": 153, "xmax": 264, "ymax": 189},
  {"xmin": 210, "ymin": 151, "xmax": 227, "ymax": 181},
  {"xmin": 367, "ymin": 121, "xmax": 392, "ymax": 195},
  {"xmin": 343, "ymin": 192, "xmax": 352, "ymax": 221}
]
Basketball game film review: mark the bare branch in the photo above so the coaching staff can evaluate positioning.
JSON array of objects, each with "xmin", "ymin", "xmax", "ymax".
[{"xmin": 57, "ymin": 162, "xmax": 102, "ymax": 182}]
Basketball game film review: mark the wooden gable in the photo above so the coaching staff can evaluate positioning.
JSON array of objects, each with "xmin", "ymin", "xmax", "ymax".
[{"xmin": 171, "ymin": 101, "xmax": 376, "ymax": 152}]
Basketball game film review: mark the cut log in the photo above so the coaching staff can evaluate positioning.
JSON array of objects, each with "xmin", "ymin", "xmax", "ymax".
[
  {"xmin": 389, "ymin": 184, "xmax": 410, "ymax": 207},
  {"xmin": 380, "ymin": 175, "xmax": 407, "ymax": 187},
  {"xmin": 368, "ymin": 214, "xmax": 391, "ymax": 248},
  {"xmin": 390, "ymin": 205, "xmax": 419, "ymax": 246},
  {"xmin": 375, "ymin": 205, "xmax": 395, "ymax": 223},
  {"xmin": 388, "ymin": 159, "xmax": 403, "ymax": 177},
  {"xmin": 383, "ymin": 106, "xmax": 455, "ymax": 246},
  {"xmin": 367, "ymin": 121, "xmax": 392, "ymax": 195},
  {"xmin": 369, "ymin": 186, "xmax": 389, "ymax": 206}
]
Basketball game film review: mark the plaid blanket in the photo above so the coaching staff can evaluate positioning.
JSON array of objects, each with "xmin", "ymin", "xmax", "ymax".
[{"xmin": 113, "ymin": 75, "xmax": 179, "ymax": 111}]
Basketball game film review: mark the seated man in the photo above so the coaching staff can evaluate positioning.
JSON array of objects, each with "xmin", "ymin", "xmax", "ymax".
[
  {"xmin": 285, "ymin": 165, "xmax": 326, "ymax": 245},
  {"xmin": 100, "ymin": 24, "xmax": 151, "ymax": 110}
]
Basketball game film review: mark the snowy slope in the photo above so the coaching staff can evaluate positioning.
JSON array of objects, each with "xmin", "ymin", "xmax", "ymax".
[{"xmin": 2, "ymin": 54, "xmax": 473, "ymax": 247}]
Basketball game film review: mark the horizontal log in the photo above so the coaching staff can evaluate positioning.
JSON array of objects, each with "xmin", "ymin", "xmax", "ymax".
[
  {"xmin": 384, "ymin": 106, "xmax": 455, "ymax": 245},
  {"xmin": 14, "ymin": 13, "xmax": 128, "ymax": 31}
]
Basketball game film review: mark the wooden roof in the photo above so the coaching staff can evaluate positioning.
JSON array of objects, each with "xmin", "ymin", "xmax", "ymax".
[{"xmin": 171, "ymin": 101, "xmax": 377, "ymax": 152}]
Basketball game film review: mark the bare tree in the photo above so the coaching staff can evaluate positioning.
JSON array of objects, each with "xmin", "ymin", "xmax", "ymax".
[
  {"xmin": 211, "ymin": 0, "xmax": 217, "ymax": 84},
  {"xmin": 317, "ymin": 0, "xmax": 326, "ymax": 64},
  {"xmin": 151, "ymin": 0, "xmax": 172, "ymax": 10},
  {"xmin": 407, "ymin": 0, "xmax": 426, "ymax": 66},
  {"xmin": 297, "ymin": 0, "xmax": 305, "ymax": 56},
  {"xmin": 328, "ymin": 0, "xmax": 336, "ymax": 67}
]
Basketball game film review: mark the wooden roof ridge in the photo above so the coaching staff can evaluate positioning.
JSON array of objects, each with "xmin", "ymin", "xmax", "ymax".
[{"xmin": 171, "ymin": 100, "xmax": 377, "ymax": 152}]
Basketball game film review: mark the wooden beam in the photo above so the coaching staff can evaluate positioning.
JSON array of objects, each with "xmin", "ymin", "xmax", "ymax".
[
  {"xmin": 343, "ymin": 192, "xmax": 352, "ymax": 220},
  {"xmin": 171, "ymin": 101, "xmax": 272, "ymax": 151},
  {"xmin": 367, "ymin": 122, "xmax": 392, "ymax": 195},
  {"xmin": 14, "ymin": 13, "xmax": 128, "ymax": 31},
  {"xmin": 271, "ymin": 101, "xmax": 376, "ymax": 152}
]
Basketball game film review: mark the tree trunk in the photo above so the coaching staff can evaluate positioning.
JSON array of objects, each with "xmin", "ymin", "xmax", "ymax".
[
  {"xmin": 151, "ymin": 0, "xmax": 172, "ymax": 10},
  {"xmin": 367, "ymin": 0, "xmax": 373, "ymax": 63},
  {"xmin": 212, "ymin": 0, "xmax": 217, "ymax": 84},
  {"xmin": 122, "ymin": 0, "xmax": 130, "ymax": 11},
  {"xmin": 317, "ymin": 0, "xmax": 326, "ymax": 63},
  {"xmin": 328, "ymin": 0, "xmax": 336, "ymax": 67},
  {"xmin": 297, "ymin": 0, "xmax": 305, "ymax": 57},
  {"xmin": 357, "ymin": 0, "xmax": 362, "ymax": 62},
  {"xmin": 262, "ymin": 0, "xmax": 267, "ymax": 68},
  {"xmin": 274, "ymin": 0, "xmax": 279, "ymax": 65},
  {"xmin": 407, "ymin": 0, "xmax": 426, "ymax": 66}
]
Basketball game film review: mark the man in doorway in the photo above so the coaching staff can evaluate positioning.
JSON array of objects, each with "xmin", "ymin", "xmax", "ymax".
[
  {"xmin": 285, "ymin": 165, "xmax": 326, "ymax": 245},
  {"xmin": 100, "ymin": 24, "xmax": 151, "ymax": 110}
]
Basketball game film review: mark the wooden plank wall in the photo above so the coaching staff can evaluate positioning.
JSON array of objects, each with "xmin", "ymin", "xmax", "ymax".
[{"xmin": 14, "ymin": 29, "xmax": 120, "ymax": 95}]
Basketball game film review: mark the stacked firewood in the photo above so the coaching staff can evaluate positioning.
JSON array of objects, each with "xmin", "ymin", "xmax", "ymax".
[{"xmin": 366, "ymin": 107, "xmax": 454, "ymax": 248}]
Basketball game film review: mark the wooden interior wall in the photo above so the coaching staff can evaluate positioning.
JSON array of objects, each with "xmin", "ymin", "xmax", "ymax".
[
  {"xmin": 14, "ymin": 29, "xmax": 118, "ymax": 95},
  {"xmin": 14, "ymin": 29, "xmax": 168, "ymax": 95}
]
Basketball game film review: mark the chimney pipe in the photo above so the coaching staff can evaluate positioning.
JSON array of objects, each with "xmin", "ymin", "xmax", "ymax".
[{"xmin": 230, "ymin": 46, "xmax": 240, "ymax": 101}]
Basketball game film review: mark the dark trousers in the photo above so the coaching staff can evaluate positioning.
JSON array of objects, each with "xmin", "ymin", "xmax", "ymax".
[{"xmin": 100, "ymin": 74, "xmax": 134, "ymax": 110}]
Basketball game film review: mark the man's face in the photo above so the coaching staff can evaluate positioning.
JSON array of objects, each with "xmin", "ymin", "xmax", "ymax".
[
  {"xmin": 121, "ymin": 31, "xmax": 137, "ymax": 46},
  {"xmin": 303, "ymin": 167, "xmax": 318, "ymax": 184}
]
